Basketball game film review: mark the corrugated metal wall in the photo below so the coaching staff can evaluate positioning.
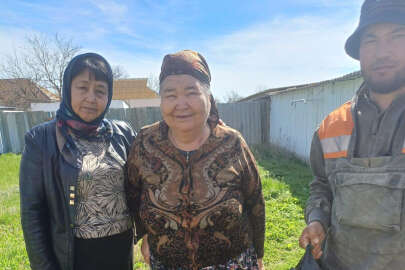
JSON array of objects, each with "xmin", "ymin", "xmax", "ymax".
[
  {"xmin": 269, "ymin": 77, "xmax": 363, "ymax": 161},
  {"xmin": 0, "ymin": 111, "xmax": 56, "ymax": 153},
  {"xmin": 218, "ymin": 101, "xmax": 270, "ymax": 146},
  {"xmin": 0, "ymin": 101, "xmax": 268, "ymax": 154}
]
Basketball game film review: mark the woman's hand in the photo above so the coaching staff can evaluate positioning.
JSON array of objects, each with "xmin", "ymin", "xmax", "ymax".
[
  {"xmin": 258, "ymin": 258, "xmax": 265, "ymax": 270},
  {"xmin": 141, "ymin": 235, "xmax": 150, "ymax": 265}
]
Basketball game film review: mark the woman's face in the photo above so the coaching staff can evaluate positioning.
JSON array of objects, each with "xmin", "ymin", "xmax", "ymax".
[
  {"xmin": 160, "ymin": 74, "xmax": 211, "ymax": 133},
  {"xmin": 71, "ymin": 69, "xmax": 109, "ymax": 123}
]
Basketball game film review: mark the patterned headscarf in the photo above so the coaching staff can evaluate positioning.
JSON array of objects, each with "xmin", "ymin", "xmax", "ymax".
[
  {"xmin": 159, "ymin": 50, "xmax": 211, "ymax": 86},
  {"xmin": 159, "ymin": 50, "xmax": 219, "ymax": 125}
]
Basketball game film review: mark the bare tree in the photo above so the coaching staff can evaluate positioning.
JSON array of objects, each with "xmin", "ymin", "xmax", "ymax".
[
  {"xmin": 0, "ymin": 33, "xmax": 81, "ymax": 98},
  {"xmin": 223, "ymin": 90, "xmax": 243, "ymax": 103},
  {"xmin": 147, "ymin": 74, "xmax": 160, "ymax": 93},
  {"xmin": 112, "ymin": 65, "xmax": 129, "ymax": 79}
]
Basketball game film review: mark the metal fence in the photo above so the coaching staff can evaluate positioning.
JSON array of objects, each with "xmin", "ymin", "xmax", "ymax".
[
  {"xmin": 0, "ymin": 111, "xmax": 56, "ymax": 154},
  {"xmin": 0, "ymin": 100, "xmax": 269, "ymax": 154}
]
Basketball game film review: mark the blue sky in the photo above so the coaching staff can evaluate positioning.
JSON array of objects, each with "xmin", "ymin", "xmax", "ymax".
[{"xmin": 1, "ymin": 0, "xmax": 362, "ymax": 100}]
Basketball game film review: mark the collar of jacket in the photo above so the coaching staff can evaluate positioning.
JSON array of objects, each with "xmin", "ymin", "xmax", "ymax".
[
  {"xmin": 55, "ymin": 124, "xmax": 82, "ymax": 168},
  {"xmin": 55, "ymin": 120, "xmax": 128, "ymax": 168}
]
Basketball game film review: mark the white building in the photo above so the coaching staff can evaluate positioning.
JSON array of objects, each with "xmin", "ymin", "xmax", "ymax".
[{"xmin": 242, "ymin": 71, "xmax": 363, "ymax": 161}]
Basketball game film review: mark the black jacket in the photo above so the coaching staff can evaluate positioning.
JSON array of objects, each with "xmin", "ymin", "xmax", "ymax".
[{"xmin": 19, "ymin": 119, "xmax": 135, "ymax": 270}]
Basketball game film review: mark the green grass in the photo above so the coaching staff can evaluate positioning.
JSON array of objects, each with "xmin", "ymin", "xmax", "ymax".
[
  {"xmin": 0, "ymin": 146, "xmax": 313, "ymax": 269},
  {"xmin": 0, "ymin": 154, "xmax": 29, "ymax": 270},
  {"xmin": 252, "ymin": 146, "xmax": 313, "ymax": 269}
]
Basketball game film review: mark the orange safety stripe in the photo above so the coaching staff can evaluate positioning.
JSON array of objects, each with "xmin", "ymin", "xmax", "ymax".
[
  {"xmin": 318, "ymin": 101, "xmax": 354, "ymax": 140},
  {"xmin": 318, "ymin": 101, "xmax": 354, "ymax": 159},
  {"xmin": 324, "ymin": 151, "xmax": 348, "ymax": 159},
  {"xmin": 319, "ymin": 101, "xmax": 405, "ymax": 158}
]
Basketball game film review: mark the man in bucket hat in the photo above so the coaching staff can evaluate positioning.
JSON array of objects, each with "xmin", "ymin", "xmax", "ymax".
[{"xmin": 299, "ymin": 0, "xmax": 405, "ymax": 269}]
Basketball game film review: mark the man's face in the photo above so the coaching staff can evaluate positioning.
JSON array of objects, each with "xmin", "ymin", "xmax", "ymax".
[{"xmin": 359, "ymin": 23, "xmax": 405, "ymax": 94}]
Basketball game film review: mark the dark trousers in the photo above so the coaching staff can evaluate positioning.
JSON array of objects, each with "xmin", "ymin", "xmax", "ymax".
[{"xmin": 74, "ymin": 229, "xmax": 133, "ymax": 270}]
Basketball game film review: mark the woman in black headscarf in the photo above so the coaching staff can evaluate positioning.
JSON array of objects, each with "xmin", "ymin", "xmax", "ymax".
[{"xmin": 20, "ymin": 52, "xmax": 136, "ymax": 270}]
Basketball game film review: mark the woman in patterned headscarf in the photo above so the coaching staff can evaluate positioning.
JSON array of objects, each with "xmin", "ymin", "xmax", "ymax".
[
  {"xmin": 20, "ymin": 52, "xmax": 136, "ymax": 270},
  {"xmin": 126, "ymin": 50, "xmax": 266, "ymax": 270}
]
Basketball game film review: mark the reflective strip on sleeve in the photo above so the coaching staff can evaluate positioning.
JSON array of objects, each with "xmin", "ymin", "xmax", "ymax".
[
  {"xmin": 317, "ymin": 101, "xmax": 354, "ymax": 159},
  {"xmin": 324, "ymin": 150, "xmax": 348, "ymax": 159},
  {"xmin": 318, "ymin": 102, "xmax": 354, "ymax": 140},
  {"xmin": 320, "ymin": 135, "xmax": 351, "ymax": 159}
]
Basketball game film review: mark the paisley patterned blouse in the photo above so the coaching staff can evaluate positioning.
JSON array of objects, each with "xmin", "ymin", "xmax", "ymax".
[{"xmin": 126, "ymin": 121, "xmax": 265, "ymax": 269}]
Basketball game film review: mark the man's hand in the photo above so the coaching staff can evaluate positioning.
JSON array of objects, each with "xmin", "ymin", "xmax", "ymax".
[
  {"xmin": 258, "ymin": 258, "xmax": 265, "ymax": 270},
  {"xmin": 299, "ymin": 221, "xmax": 326, "ymax": 259},
  {"xmin": 141, "ymin": 234, "xmax": 150, "ymax": 265}
]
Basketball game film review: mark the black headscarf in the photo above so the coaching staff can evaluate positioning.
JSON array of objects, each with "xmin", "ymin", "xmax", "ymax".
[{"xmin": 56, "ymin": 52, "xmax": 114, "ymax": 139}]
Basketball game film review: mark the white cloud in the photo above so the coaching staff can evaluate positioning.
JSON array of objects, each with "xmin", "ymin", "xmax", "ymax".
[
  {"xmin": 287, "ymin": 0, "xmax": 360, "ymax": 8},
  {"xmin": 0, "ymin": 27, "xmax": 34, "ymax": 58},
  {"xmin": 198, "ymin": 14, "xmax": 360, "ymax": 99},
  {"xmin": 90, "ymin": 0, "xmax": 128, "ymax": 21},
  {"xmin": 89, "ymin": 0, "xmax": 134, "ymax": 37},
  {"xmin": 0, "ymin": 2, "xmax": 364, "ymax": 101},
  {"xmin": 96, "ymin": 12, "xmax": 363, "ymax": 100},
  {"xmin": 94, "ymin": 49, "xmax": 162, "ymax": 79}
]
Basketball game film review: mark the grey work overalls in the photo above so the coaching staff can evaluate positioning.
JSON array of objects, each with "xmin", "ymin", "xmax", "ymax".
[{"xmin": 321, "ymin": 129, "xmax": 405, "ymax": 269}]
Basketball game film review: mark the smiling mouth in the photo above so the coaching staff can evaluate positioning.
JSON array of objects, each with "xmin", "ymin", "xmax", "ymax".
[{"xmin": 174, "ymin": 114, "xmax": 192, "ymax": 119}]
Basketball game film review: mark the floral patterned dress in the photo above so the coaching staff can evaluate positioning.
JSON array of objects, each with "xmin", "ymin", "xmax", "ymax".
[{"xmin": 150, "ymin": 246, "xmax": 259, "ymax": 270}]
